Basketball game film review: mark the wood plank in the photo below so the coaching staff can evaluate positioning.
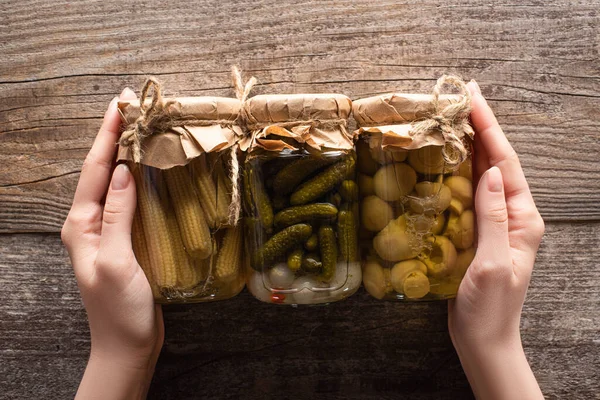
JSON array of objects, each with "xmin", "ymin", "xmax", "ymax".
[
  {"xmin": 1, "ymin": 1, "xmax": 600, "ymax": 232},
  {"xmin": 1, "ymin": 221, "xmax": 598, "ymax": 399}
]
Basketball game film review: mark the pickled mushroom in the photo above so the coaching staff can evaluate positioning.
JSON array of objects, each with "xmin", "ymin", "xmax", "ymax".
[
  {"xmin": 358, "ymin": 173, "xmax": 375, "ymax": 197},
  {"xmin": 444, "ymin": 176, "xmax": 473, "ymax": 209},
  {"xmin": 361, "ymin": 195, "xmax": 394, "ymax": 231},
  {"xmin": 363, "ymin": 260, "xmax": 391, "ymax": 299},
  {"xmin": 373, "ymin": 163, "xmax": 417, "ymax": 201},
  {"xmin": 408, "ymin": 146, "xmax": 445, "ymax": 175},
  {"xmin": 373, "ymin": 215, "xmax": 420, "ymax": 262},
  {"xmin": 402, "ymin": 272, "xmax": 431, "ymax": 299},
  {"xmin": 407, "ymin": 182, "xmax": 452, "ymax": 215},
  {"xmin": 448, "ymin": 198, "xmax": 464, "ymax": 215},
  {"xmin": 390, "ymin": 259, "xmax": 429, "ymax": 299},
  {"xmin": 432, "ymin": 213, "xmax": 446, "ymax": 235},
  {"xmin": 422, "ymin": 235, "xmax": 458, "ymax": 278},
  {"xmin": 445, "ymin": 210, "xmax": 475, "ymax": 249},
  {"xmin": 370, "ymin": 147, "xmax": 408, "ymax": 164}
]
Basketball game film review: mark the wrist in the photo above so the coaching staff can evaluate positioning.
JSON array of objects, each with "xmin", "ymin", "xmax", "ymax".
[
  {"xmin": 89, "ymin": 345, "xmax": 157, "ymax": 373},
  {"xmin": 452, "ymin": 328, "xmax": 522, "ymax": 361},
  {"xmin": 453, "ymin": 335, "xmax": 543, "ymax": 400},
  {"xmin": 76, "ymin": 349, "xmax": 156, "ymax": 400}
]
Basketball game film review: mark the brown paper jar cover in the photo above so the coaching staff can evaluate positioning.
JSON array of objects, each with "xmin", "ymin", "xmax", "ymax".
[
  {"xmin": 241, "ymin": 94, "xmax": 354, "ymax": 152},
  {"xmin": 352, "ymin": 93, "xmax": 463, "ymax": 150},
  {"xmin": 117, "ymin": 97, "xmax": 243, "ymax": 169}
]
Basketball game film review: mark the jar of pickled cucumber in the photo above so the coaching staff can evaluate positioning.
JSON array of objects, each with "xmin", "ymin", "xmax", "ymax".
[
  {"xmin": 241, "ymin": 94, "xmax": 361, "ymax": 305},
  {"xmin": 117, "ymin": 85, "xmax": 246, "ymax": 304},
  {"xmin": 353, "ymin": 78, "xmax": 476, "ymax": 300}
]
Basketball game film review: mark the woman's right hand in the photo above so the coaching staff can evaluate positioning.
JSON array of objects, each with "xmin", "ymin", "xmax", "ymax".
[{"xmin": 448, "ymin": 80, "xmax": 545, "ymax": 400}]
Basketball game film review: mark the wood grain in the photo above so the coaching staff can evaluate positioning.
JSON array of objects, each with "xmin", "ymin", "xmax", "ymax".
[
  {"xmin": 1, "ymin": 1, "xmax": 599, "ymax": 399},
  {"xmin": 1, "ymin": 0, "xmax": 600, "ymax": 232},
  {"xmin": 1, "ymin": 222, "xmax": 598, "ymax": 399}
]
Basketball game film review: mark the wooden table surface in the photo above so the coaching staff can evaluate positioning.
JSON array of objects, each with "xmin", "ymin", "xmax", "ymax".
[{"xmin": 1, "ymin": 1, "xmax": 599, "ymax": 399}]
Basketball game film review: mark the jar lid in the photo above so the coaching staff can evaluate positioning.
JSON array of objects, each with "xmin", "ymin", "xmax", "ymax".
[
  {"xmin": 352, "ymin": 93, "xmax": 461, "ymax": 126},
  {"xmin": 119, "ymin": 96, "xmax": 241, "ymax": 124},
  {"xmin": 244, "ymin": 93, "xmax": 351, "ymax": 125},
  {"xmin": 117, "ymin": 97, "xmax": 243, "ymax": 169},
  {"xmin": 242, "ymin": 94, "xmax": 354, "ymax": 152}
]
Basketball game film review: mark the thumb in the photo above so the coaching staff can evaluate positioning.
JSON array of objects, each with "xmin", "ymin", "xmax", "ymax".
[
  {"xmin": 473, "ymin": 166, "xmax": 511, "ymax": 271},
  {"xmin": 98, "ymin": 164, "xmax": 137, "ymax": 265}
]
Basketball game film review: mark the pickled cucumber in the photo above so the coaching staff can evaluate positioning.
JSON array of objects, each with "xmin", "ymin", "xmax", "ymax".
[
  {"xmin": 287, "ymin": 247, "xmax": 304, "ymax": 271},
  {"xmin": 246, "ymin": 167, "xmax": 274, "ymax": 232},
  {"xmin": 304, "ymin": 233, "xmax": 319, "ymax": 252},
  {"xmin": 290, "ymin": 157, "xmax": 356, "ymax": 206},
  {"xmin": 274, "ymin": 203, "xmax": 338, "ymax": 228},
  {"xmin": 337, "ymin": 210, "xmax": 358, "ymax": 262},
  {"xmin": 339, "ymin": 180, "xmax": 359, "ymax": 201},
  {"xmin": 318, "ymin": 225, "xmax": 338, "ymax": 281},
  {"xmin": 272, "ymin": 157, "xmax": 333, "ymax": 195},
  {"xmin": 252, "ymin": 223, "xmax": 313, "ymax": 270}
]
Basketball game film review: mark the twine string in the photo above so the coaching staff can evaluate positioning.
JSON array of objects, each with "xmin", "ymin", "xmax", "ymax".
[{"xmin": 408, "ymin": 75, "xmax": 474, "ymax": 167}]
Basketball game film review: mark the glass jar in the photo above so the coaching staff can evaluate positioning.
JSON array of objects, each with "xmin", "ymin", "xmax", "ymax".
[
  {"xmin": 353, "ymin": 90, "xmax": 475, "ymax": 300},
  {"xmin": 119, "ymin": 95, "xmax": 246, "ymax": 303},
  {"xmin": 242, "ymin": 94, "xmax": 361, "ymax": 305}
]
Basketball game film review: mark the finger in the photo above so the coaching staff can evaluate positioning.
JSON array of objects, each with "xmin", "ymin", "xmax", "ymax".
[
  {"xmin": 467, "ymin": 81, "xmax": 489, "ymax": 196},
  {"xmin": 96, "ymin": 164, "xmax": 138, "ymax": 279},
  {"xmin": 473, "ymin": 126, "xmax": 490, "ymax": 193},
  {"xmin": 72, "ymin": 96, "xmax": 122, "ymax": 208},
  {"xmin": 469, "ymin": 90, "xmax": 536, "ymax": 210},
  {"xmin": 120, "ymin": 87, "xmax": 137, "ymax": 101},
  {"xmin": 473, "ymin": 167, "xmax": 511, "ymax": 270}
]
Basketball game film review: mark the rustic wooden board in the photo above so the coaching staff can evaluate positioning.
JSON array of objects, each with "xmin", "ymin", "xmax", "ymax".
[
  {"xmin": 1, "ymin": 1, "xmax": 600, "ymax": 232},
  {"xmin": 1, "ymin": 222, "xmax": 598, "ymax": 399},
  {"xmin": 1, "ymin": 1, "xmax": 599, "ymax": 399}
]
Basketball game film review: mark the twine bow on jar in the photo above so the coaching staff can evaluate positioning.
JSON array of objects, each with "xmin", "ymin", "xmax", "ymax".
[
  {"xmin": 119, "ymin": 78, "xmax": 176, "ymax": 164},
  {"xmin": 408, "ymin": 74, "xmax": 474, "ymax": 167},
  {"xmin": 118, "ymin": 67, "xmax": 257, "ymax": 226}
]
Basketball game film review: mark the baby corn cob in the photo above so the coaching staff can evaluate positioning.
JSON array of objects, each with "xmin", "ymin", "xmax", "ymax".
[
  {"xmin": 163, "ymin": 166, "xmax": 212, "ymax": 260},
  {"xmin": 154, "ymin": 170, "xmax": 203, "ymax": 292},
  {"xmin": 131, "ymin": 205, "xmax": 161, "ymax": 299},
  {"xmin": 214, "ymin": 226, "xmax": 242, "ymax": 284},
  {"xmin": 132, "ymin": 165, "xmax": 179, "ymax": 290},
  {"xmin": 189, "ymin": 156, "xmax": 229, "ymax": 229}
]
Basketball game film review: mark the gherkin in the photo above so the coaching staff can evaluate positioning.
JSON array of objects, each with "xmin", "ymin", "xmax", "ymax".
[
  {"xmin": 318, "ymin": 225, "xmax": 338, "ymax": 281},
  {"xmin": 274, "ymin": 203, "xmax": 338, "ymax": 228},
  {"xmin": 337, "ymin": 210, "xmax": 358, "ymax": 262},
  {"xmin": 272, "ymin": 157, "xmax": 334, "ymax": 195},
  {"xmin": 290, "ymin": 156, "xmax": 356, "ymax": 206},
  {"xmin": 252, "ymin": 223, "xmax": 313, "ymax": 270}
]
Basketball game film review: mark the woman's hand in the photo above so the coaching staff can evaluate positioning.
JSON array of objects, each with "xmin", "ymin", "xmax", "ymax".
[
  {"xmin": 448, "ymin": 81, "xmax": 545, "ymax": 400},
  {"xmin": 61, "ymin": 88, "xmax": 164, "ymax": 399}
]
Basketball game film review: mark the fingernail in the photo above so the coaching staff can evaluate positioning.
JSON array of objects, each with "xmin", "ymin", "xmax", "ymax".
[
  {"xmin": 120, "ymin": 87, "xmax": 135, "ymax": 98},
  {"xmin": 112, "ymin": 164, "xmax": 130, "ymax": 190},
  {"xmin": 469, "ymin": 79, "xmax": 482, "ymax": 95},
  {"xmin": 487, "ymin": 166, "xmax": 503, "ymax": 193}
]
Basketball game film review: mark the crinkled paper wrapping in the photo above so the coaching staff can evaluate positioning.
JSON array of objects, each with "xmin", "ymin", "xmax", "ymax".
[
  {"xmin": 353, "ymin": 93, "xmax": 465, "ymax": 150},
  {"xmin": 241, "ymin": 94, "xmax": 354, "ymax": 152},
  {"xmin": 117, "ymin": 97, "xmax": 243, "ymax": 169}
]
